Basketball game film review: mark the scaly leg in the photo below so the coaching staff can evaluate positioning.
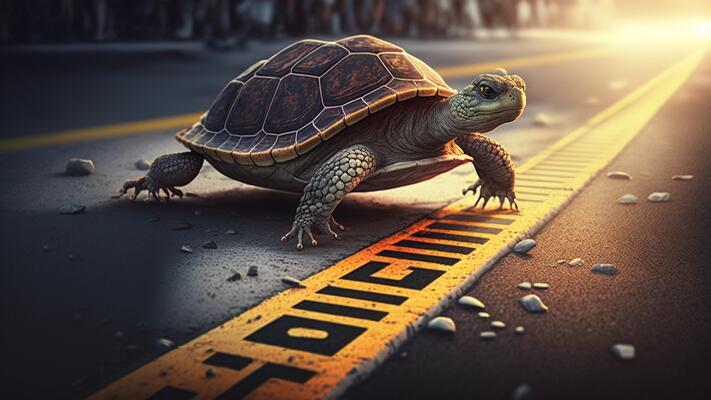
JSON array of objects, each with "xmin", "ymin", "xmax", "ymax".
[
  {"xmin": 118, "ymin": 152, "xmax": 203, "ymax": 203},
  {"xmin": 457, "ymin": 133, "xmax": 518, "ymax": 210},
  {"xmin": 281, "ymin": 145, "xmax": 377, "ymax": 250}
]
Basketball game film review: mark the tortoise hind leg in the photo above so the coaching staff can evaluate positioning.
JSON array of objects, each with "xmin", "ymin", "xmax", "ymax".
[
  {"xmin": 119, "ymin": 151, "xmax": 204, "ymax": 203},
  {"xmin": 281, "ymin": 145, "xmax": 377, "ymax": 250}
]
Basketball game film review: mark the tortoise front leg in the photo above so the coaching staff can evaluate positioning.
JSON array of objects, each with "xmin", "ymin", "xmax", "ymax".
[
  {"xmin": 281, "ymin": 145, "xmax": 377, "ymax": 250},
  {"xmin": 457, "ymin": 133, "xmax": 518, "ymax": 210},
  {"xmin": 118, "ymin": 151, "xmax": 203, "ymax": 203}
]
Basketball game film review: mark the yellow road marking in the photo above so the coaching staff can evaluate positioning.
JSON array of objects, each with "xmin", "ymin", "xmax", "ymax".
[
  {"xmin": 88, "ymin": 48, "xmax": 704, "ymax": 400},
  {"xmin": 0, "ymin": 47, "xmax": 611, "ymax": 153}
]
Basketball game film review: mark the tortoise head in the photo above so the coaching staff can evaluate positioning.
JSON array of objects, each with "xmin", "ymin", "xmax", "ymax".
[{"xmin": 449, "ymin": 73, "xmax": 526, "ymax": 133}]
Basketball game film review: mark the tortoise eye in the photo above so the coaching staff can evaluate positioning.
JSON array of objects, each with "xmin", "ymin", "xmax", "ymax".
[{"xmin": 479, "ymin": 84, "xmax": 496, "ymax": 99}]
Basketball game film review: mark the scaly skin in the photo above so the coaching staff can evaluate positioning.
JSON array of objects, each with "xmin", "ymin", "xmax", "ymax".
[
  {"xmin": 457, "ymin": 133, "xmax": 518, "ymax": 210},
  {"xmin": 281, "ymin": 145, "xmax": 376, "ymax": 250},
  {"xmin": 119, "ymin": 152, "xmax": 203, "ymax": 202}
]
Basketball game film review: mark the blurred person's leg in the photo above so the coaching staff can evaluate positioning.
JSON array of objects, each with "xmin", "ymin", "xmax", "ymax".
[
  {"xmin": 175, "ymin": 0, "xmax": 196, "ymax": 39},
  {"xmin": 338, "ymin": 0, "xmax": 358, "ymax": 34}
]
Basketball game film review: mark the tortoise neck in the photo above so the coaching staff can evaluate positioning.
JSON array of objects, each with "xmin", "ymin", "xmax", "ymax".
[{"xmin": 427, "ymin": 97, "xmax": 469, "ymax": 143}]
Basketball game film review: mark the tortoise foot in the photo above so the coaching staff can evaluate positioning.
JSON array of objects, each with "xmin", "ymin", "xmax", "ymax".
[
  {"xmin": 118, "ymin": 176, "xmax": 183, "ymax": 204},
  {"xmin": 463, "ymin": 178, "xmax": 518, "ymax": 211}
]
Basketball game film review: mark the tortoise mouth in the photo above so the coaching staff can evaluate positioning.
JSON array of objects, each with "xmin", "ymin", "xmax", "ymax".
[{"xmin": 476, "ymin": 107, "xmax": 524, "ymax": 115}]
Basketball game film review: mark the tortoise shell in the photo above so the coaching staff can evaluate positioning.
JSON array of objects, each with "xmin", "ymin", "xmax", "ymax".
[{"xmin": 176, "ymin": 35, "xmax": 456, "ymax": 166}]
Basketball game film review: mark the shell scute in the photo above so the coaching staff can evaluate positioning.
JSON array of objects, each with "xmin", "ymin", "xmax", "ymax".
[
  {"xmin": 380, "ymin": 53, "xmax": 422, "ymax": 80},
  {"xmin": 257, "ymin": 40, "xmax": 324, "ymax": 77},
  {"xmin": 203, "ymin": 81, "xmax": 243, "ymax": 131},
  {"xmin": 225, "ymin": 77, "xmax": 279, "ymax": 135},
  {"xmin": 265, "ymin": 75, "xmax": 322, "ymax": 133},
  {"xmin": 321, "ymin": 53, "xmax": 391, "ymax": 106},
  {"xmin": 293, "ymin": 44, "xmax": 349, "ymax": 76},
  {"xmin": 314, "ymin": 108, "xmax": 346, "ymax": 140},
  {"xmin": 337, "ymin": 35, "xmax": 402, "ymax": 53}
]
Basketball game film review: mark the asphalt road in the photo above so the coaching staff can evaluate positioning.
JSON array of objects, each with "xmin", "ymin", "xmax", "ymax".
[
  {"xmin": 0, "ymin": 33, "xmax": 708, "ymax": 399},
  {"xmin": 345, "ymin": 51, "xmax": 711, "ymax": 400}
]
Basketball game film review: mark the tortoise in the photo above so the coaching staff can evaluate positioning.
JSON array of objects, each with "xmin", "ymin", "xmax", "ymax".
[{"xmin": 119, "ymin": 35, "xmax": 527, "ymax": 250}]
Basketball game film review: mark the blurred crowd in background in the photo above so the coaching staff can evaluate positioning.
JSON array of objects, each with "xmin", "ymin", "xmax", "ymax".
[{"xmin": 1, "ymin": 0, "xmax": 615, "ymax": 47}]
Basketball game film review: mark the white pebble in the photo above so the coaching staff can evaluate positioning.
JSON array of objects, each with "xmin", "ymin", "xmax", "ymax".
[
  {"xmin": 568, "ymin": 258, "xmax": 584, "ymax": 267},
  {"xmin": 647, "ymin": 192, "xmax": 671, "ymax": 202},
  {"xmin": 512, "ymin": 384, "xmax": 532, "ymax": 400},
  {"xmin": 533, "ymin": 283, "xmax": 549, "ymax": 290},
  {"xmin": 135, "ymin": 159, "xmax": 151, "ymax": 170},
  {"xmin": 607, "ymin": 171, "xmax": 632, "ymax": 180},
  {"xmin": 156, "ymin": 338, "xmax": 175, "ymax": 349},
  {"xmin": 59, "ymin": 204, "xmax": 85, "ymax": 215},
  {"xmin": 517, "ymin": 282, "xmax": 532, "ymax": 290},
  {"xmin": 519, "ymin": 294, "xmax": 548, "ymax": 313},
  {"xmin": 65, "ymin": 158, "xmax": 95, "ymax": 176},
  {"xmin": 513, "ymin": 239, "xmax": 537, "ymax": 254},
  {"xmin": 180, "ymin": 245, "xmax": 193, "ymax": 253},
  {"xmin": 672, "ymin": 175, "xmax": 694, "ymax": 181},
  {"xmin": 610, "ymin": 343, "xmax": 635, "ymax": 360},
  {"xmin": 480, "ymin": 331, "xmax": 497, "ymax": 340},
  {"xmin": 591, "ymin": 263, "xmax": 618, "ymax": 275},
  {"xmin": 427, "ymin": 316, "xmax": 456, "ymax": 333},
  {"xmin": 532, "ymin": 113, "xmax": 552, "ymax": 127},
  {"xmin": 617, "ymin": 194, "xmax": 638, "ymax": 204},
  {"xmin": 491, "ymin": 321, "xmax": 506, "ymax": 329},
  {"xmin": 514, "ymin": 326, "xmax": 525, "ymax": 335},
  {"xmin": 458, "ymin": 296, "xmax": 485, "ymax": 309},
  {"xmin": 477, "ymin": 312, "xmax": 490, "ymax": 319},
  {"xmin": 557, "ymin": 259, "xmax": 567, "ymax": 264},
  {"xmin": 282, "ymin": 276, "xmax": 305, "ymax": 287}
]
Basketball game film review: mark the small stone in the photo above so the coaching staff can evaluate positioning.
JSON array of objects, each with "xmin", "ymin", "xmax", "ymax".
[
  {"xmin": 65, "ymin": 158, "xmax": 95, "ymax": 176},
  {"xmin": 568, "ymin": 258, "xmax": 584, "ymax": 267},
  {"xmin": 608, "ymin": 79, "xmax": 627, "ymax": 90},
  {"xmin": 519, "ymin": 294, "xmax": 548, "ymax": 313},
  {"xmin": 193, "ymin": 210, "xmax": 203, "ymax": 216},
  {"xmin": 513, "ymin": 239, "xmax": 536, "ymax": 254},
  {"xmin": 591, "ymin": 263, "xmax": 618, "ymax": 275},
  {"xmin": 647, "ymin": 192, "xmax": 671, "ymax": 202},
  {"xmin": 248, "ymin": 266, "xmax": 258, "ymax": 276},
  {"xmin": 517, "ymin": 282, "xmax": 532, "ymax": 290},
  {"xmin": 515, "ymin": 326, "xmax": 525, "ymax": 335},
  {"xmin": 171, "ymin": 222, "xmax": 192, "ymax": 231},
  {"xmin": 67, "ymin": 254, "xmax": 82, "ymax": 262},
  {"xmin": 512, "ymin": 384, "xmax": 532, "ymax": 400},
  {"xmin": 557, "ymin": 259, "xmax": 567, "ymax": 264},
  {"xmin": 533, "ymin": 283, "xmax": 549, "ymax": 290},
  {"xmin": 205, "ymin": 368, "xmax": 216, "ymax": 378},
  {"xmin": 607, "ymin": 171, "xmax": 632, "ymax": 180},
  {"xmin": 202, "ymin": 240, "xmax": 217, "ymax": 249},
  {"xmin": 457, "ymin": 296, "xmax": 485, "ymax": 309},
  {"xmin": 491, "ymin": 321, "xmax": 506, "ymax": 329},
  {"xmin": 282, "ymin": 276, "xmax": 305, "ymax": 287},
  {"xmin": 585, "ymin": 96, "xmax": 600, "ymax": 105},
  {"xmin": 224, "ymin": 229, "xmax": 237, "ymax": 235},
  {"xmin": 480, "ymin": 331, "xmax": 497, "ymax": 340},
  {"xmin": 610, "ymin": 343, "xmax": 635, "ymax": 360},
  {"xmin": 134, "ymin": 159, "xmax": 151, "ymax": 170},
  {"xmin": 227, "ymin": 272, "xmax": 242, "ymax": 282},
  {"xmin": 156, "ymin": 338, "xmax": 174, "ymax": 349},
  {"xmin": 42, "ymin": 244, "xmax": 51, "ymax": 252},
  {"xmin": 60, "ymin": 204, "xmax": 85, "ymax": 215},
  {"xmin": 477, "ymin": 312, "xmax": 490, "ymax": 319},
  {"xmin": 532, "ymin": 113, "xmax": 552, "ymax": 127},
  {"xmin": 427, "ymin": 316, "xmax": 456, "ymax": 333},
  {"xmin": 180, "ymin": 245, "xmax": 193, "ymax": 253},
  {"xmin": 114, "ymin": 331, "xmax": 125, "ymax": 339},
  {"xmin": 672, "ymin": 175, "xmax": 694, "ymax": 181},
  {"xmin": 617, "ymin": 194, "xmax": 638, "ymax": 204}
]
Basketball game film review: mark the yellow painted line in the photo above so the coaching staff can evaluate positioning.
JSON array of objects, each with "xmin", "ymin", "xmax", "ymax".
[
  {"xmin": 0, "ymin": 47, "xmax": 612, "ymax": 153},
  {"xmin": 88, "ymin": 48, "xmax": 704, "ymax": 400}
]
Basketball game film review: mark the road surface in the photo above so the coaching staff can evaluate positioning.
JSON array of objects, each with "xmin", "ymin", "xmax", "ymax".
[{"xmin": 0, "ymin": 32, "xmax": 709, "ymax": 399}]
